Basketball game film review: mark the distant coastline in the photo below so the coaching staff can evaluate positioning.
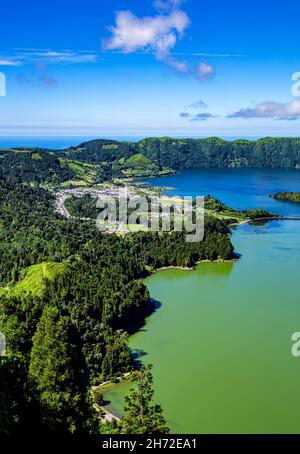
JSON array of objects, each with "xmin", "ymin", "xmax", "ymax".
[{"xmin": 0, "ymin": 135, "xmax": 268, "ymax": 150}]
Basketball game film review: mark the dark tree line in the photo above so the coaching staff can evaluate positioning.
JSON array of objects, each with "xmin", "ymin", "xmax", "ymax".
[
  {"xmin": 57, "ymin": 137, "xmax": 300, "ymax": 170},
  {"xmin": 272, "ymin": 192, "xmax": 300, "ymax": 203}
]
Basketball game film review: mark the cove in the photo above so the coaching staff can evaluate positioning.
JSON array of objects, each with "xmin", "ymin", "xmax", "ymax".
[{"xmin": 104, "ymin": 169, "xmax": 300, "ymax": 433}]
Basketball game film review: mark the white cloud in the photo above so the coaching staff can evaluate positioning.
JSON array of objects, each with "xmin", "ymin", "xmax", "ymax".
[
  {"xmin": 154, "ymin": 0, "xmax": 184, "ymax": 12},
  {"xmin": 164, "ymin": 55, "xmax": 188, "ymax": 73},
  {"xmin": 25, "ymin": 51, "xmax": 98, "ymax": 64},
  {"xmin": 189, "ymin": 52, "xmax": 245, "ymax": 58},
  {"xmin": 103, "ymin": 6, "xmax": 219, "ymax": 83},
  {"xmin": 104, "ymin": 10, "xmax": 189, "ymax": 56},
  {"xmin": 0, "ymin": 59, "xmax": 22, "ymax": 67},
  {"xmin": 0, "ymin": 50, "xmax": 98, "ymax": 67},
  {"xmin": 103, "ymin": 9, "xmax": 189, "ymax": 74},
  {"xmin": 229, "ymin": 100, "xmax": 300, "ymax": 120},
  {"xmin": 195, "ymin": 62, "xmax": 216, "ymax": 82}
]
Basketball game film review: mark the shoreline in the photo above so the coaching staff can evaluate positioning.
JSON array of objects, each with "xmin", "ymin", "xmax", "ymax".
[
  {"xmin": 92, "ymin": 373, "xmax": 133, "ymax": 423},
  {"xmin": 93, "ymin": 402, "xmax": 122, "ymax": 424},
  {"xmin": 93, "ymin": 189, "xmax": 299, "ymax": 425},
  {"xmin": 150, "ymin": 257, "xmax": 239, "ymax": 273},
  {"xmin": 100, "ymin": 256, "xmax": 240, "ymax": 422},
  {"xmin": 98, "ymin": 215, "xmax": 298, "ymax": 425}
]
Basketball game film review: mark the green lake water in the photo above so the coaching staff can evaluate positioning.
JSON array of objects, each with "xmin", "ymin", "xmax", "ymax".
[{"xmin": 104, "ymin": 169, "xmax": 300, "ymax": 433}]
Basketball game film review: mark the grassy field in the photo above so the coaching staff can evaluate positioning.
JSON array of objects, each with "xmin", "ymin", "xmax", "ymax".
[
  {"xmin": 2, "ymin": 262, "xmax": 68, "ymax": 298},
  {"xmin": 60, "ymin": 179, "xmax": 88, "ymax": 187},
  {"xmin": 59, "ymin": 158, "xmax": 103, "ymax": 186}
]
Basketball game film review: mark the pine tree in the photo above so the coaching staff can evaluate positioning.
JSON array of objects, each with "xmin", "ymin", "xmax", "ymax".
[
  {"xmin": 29, "ymin": 305, "xmax": 94, "ymax": 433},
  {"xmin": 121, "ymin": 365, "xmax": 169, "ymax": 434}
]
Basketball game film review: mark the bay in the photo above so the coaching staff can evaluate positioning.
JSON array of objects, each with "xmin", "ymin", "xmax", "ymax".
[{"xmin": 104, "ymin": 169, "xmax": 300, "ymax": 433}]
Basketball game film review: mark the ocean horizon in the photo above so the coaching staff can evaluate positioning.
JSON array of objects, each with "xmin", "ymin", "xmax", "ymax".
[{"xmin": 0, "ymin": 135, "xmax": 267, "ymax": 150}]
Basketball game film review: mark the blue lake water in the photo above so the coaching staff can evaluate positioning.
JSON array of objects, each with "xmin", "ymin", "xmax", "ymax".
[{"xmin": 143, "ymin": 168, "xmax": 300, "ymax": 216}]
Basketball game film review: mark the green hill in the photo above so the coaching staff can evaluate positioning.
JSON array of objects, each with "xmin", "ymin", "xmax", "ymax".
[
  {"xmin": 2, "ymin": 137, "xmax": 300, "ymax": 187},
  {"xmin": 271, "ymin": 192, "xmax": 300, "ymax": 203},
  {"xmin": 58, "ymin": 136, "xmax": 300, "ymax": 171},
  {"xmin": 3, "ymin": 262, "xmax": 68, "ymax": 298},
  {"xmin": 0, "ymin": 150, "xmax": 75, "ymax": 186}
]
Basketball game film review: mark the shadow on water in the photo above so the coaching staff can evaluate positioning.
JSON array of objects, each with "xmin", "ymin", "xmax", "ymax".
[
  {"xmin": 125, "ymin": 298, "xmax": 162, "ymax": 335},
  {"xmin": 249, "ymin": 219, "xmax": 273, "ymax": 227},
  {"xmin": 130, "ymin": 348, "xmax": 149, "ymax": 369},
  {"xmin": 152, "ymin": 298, "xmax": 162, "ymax": 310}
]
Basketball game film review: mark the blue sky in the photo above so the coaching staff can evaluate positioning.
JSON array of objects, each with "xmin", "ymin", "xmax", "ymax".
[{"xmin": 0, "ymin": 0, "xmax": 300, "ymax": 137}]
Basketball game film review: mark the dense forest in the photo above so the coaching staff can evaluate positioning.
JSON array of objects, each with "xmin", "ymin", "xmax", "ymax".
[
  {"xmin": 0, "ymin": 149, "xmax": 75, "ymax": 185},
  {"xmin": 59, "ymin": 137, "xmax": 300, "ymax": 172},
  {"xmin": 0, "ymin": 182, "xmax": 233, "ymax": 434},
  {"xmin": 271, "ymin": 192, "xmax": 300, "ymax": 203}
]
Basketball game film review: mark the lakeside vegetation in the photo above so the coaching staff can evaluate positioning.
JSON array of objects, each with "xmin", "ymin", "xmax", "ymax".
[
  {"xmin": 59, "ymin": 137, "xmax": 300, "ymax": 175},
  {"xmin": 271, "ymin": 192, "xmax": 300, "ymax": 203}
]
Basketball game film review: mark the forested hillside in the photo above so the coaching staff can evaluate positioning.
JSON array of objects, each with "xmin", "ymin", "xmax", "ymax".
[
  {"xmin": 1, "ymin": 137, "xmax": 300, "ymax": 188},
  {"xmin": 271, "ymin": 192, "xmax": 300, "ymax": 203},
  {"xmin": 60, "ymin": 137, "xmax": 300, "ymax": 171},
  {"xmin": 0, "ymin": 182, "xmax": 233, "ymax": 434},
  {"xmin": 0, "ymin": 149, "xmax": 74, "ymax": 185}
]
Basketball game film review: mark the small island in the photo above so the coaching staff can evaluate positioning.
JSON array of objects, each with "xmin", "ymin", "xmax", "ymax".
[{"xmin": 271, "ymin": 192, "xmax": 300, "ymax": 203}]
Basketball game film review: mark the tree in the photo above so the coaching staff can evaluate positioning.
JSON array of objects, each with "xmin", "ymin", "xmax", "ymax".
[
  {"xmin": 121, "ymin": 365, "xmax": 169, "ymax": 434},
  {"xmin": 0, "ymin": 353, "xmax": 41, "ymax": 434},
  {"xmin": 29, "ymin": 305, "xmax": 95, "ymax": 433},
  {"xmin": 102, "ymin": 330, "xmax": 133, "ymax": 379}
]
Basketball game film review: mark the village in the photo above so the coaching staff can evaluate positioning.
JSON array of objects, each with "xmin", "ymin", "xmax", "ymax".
[{"xmin": 54, "ymin": 184, "xmax": 202, "ymax": 237}]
